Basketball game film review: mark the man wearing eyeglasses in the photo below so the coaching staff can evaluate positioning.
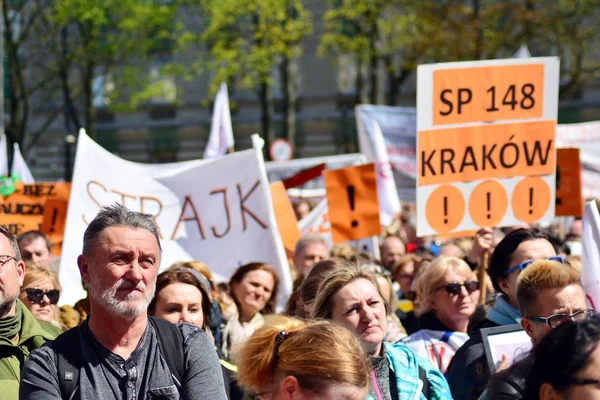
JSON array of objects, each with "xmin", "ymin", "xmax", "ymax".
[
  {"xmin": 447, "ymin": 228, "xmax": 557, "ymax": 400},
  {"xmin": 485, "ymin": 258, "xmax": 590, "ymax": 400},
  {"xmin": 0, "ymin": 226, "xmax": 61, "ymax": 399}
]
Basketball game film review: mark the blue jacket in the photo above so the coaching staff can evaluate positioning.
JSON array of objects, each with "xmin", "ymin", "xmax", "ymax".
[{"xmin": 366, "ymin": 342, "xmax": 453, "ymax": 400}]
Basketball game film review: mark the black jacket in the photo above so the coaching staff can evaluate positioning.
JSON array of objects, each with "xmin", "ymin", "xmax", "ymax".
[
  {"xmin": 486, "ymin": 355, "xmax": 533, "ymax": 400},
  {"xmin": 446, "ymin": 318, "xmax": 500, "ymax": 400}
]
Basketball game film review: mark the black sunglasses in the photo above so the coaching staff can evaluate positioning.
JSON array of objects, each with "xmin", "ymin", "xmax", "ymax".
[
  {"xmin": 23, "ymin": 288, "xmax": 60, "ymax": 305},
  {"xmin": 436, "ymin": 281, "xmax": 479, "ymax": 296}
]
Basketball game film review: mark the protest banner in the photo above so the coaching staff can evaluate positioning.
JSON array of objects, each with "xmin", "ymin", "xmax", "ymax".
[
  {"xmin": 556, "ymin": 121, "xmax": 600, "ymax": 200},
  {"xmin": 582, "ymin": 200, "xmax": 600, "ymax": 309},
  {"xmin": 59, "ymin": 129, "xmax": 292, "ymax": 307},
  {"xmin": 555, "ymin": 148, "xmax": 583, "ymax": 217},
  {"xmin": 265, "ymin": 153, "xmax": 366, "ymax": 190},
  {"xmin": 356, "ymin": 105, "xmax": 412, "ymax": 222},
  {"xmin": 270, "ymin": 181, "xmax": 301, "ymax": 260},
  {"xmin": 417, "ymin": 57, "xmax": 560, "ymax": 236},
  {"xmin": 297, "ymin": 198, "xmax": 380, "ymax": 258},
  {"xmin": 324, "ymin": 164, "xmax": 381, "ymax": 243},
  {"xmin": 0, "ymin": 181, "xmax": 70, "ymax": 254}
]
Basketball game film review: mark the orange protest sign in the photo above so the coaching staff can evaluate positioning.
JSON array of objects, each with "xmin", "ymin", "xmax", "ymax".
[
  {"xmin": 433, "ymin": 64, "xmax": 544, "ymax": 125},
  {"xmin": 416, "ymin": 57, "xmax": 559, "ymax": 237},
  {"xmin": 324, "ymin": 164, "xmax": 381, "ymax": 244},
  {"xmin": 0, "ymin": 182, "xmax": 71, "ymax": 254},
  {"xmin": 269, "ymin": 182, "xmax": 301, "ymax": 260},
  {"xmin": 555, "ymin": 148, "xmax": 583, "ymax": 217},
  {"xmin": 419, "ymin": 120, "xmax": 555, "ymax": 186}
]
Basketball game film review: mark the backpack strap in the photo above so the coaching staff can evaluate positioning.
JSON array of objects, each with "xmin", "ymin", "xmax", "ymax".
[
  {"xmin": 418, "ymin": 366, "xmax": 430, "ymax": 399},
  {"xmin": 149, "ymin": 316, "xmax": 185, "ymax": 390},
  {"xmin": 54, "ymin": 325, "xmax": 82, "ymax": 400}
]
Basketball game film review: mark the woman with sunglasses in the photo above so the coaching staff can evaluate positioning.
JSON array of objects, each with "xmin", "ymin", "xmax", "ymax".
[
  {"xmin": 18, "ymin": 263, "xmax": 62, "ymax": 328},
  {"xmin": 400, "ymin": 256, "xmax": 479, "ymax": 374},
  {"xmin": 312, "ymin": 262, "xmax": 452, "ymax": 400}
]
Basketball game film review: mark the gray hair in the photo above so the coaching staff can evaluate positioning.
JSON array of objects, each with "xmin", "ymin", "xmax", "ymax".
[
  {"xmin": 0, "ymin": 225, "xmax": 22, "ymax": 261},
  {"xmin": 295, "ymin": 233, "xmax": 328, "ymax": 255},
  {"xmin": 83, "ymin": 203, "xmax": 162, "ymax": 255}
]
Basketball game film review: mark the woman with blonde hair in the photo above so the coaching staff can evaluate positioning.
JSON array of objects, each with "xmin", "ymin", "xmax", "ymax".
[
  {"xmin": 312, "ymin": 263, "xmax": 452, "ymax": 400},
  {"xmin": 19, "ymin": 264, "xmax": 63, "ymax": 331},
  {"xmin": 235, "ymin": 315, "xmax": 371, "ymax": 400},
  {"xmin": 400, "ymin": 256, "xmax": 479, "ymax": 374}
]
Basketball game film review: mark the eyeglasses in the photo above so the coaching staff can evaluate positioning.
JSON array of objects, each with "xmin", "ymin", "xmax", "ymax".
[
  {"xmin": 22, "ymin": 288, "xmax": 60, "ymax": 305},
  {"xmin": 436, "ymin": 281, "xmax": 479, "ymax": 296},
  {"xmin": 568, "ymin": 377, "xmax": 600, "ymax": 387},
  {"xmin": 526, "ymin": 308, "xmax": 595, "ymax": 329},
  {"xmin": 0, "ymin": 255, "xmax": 16, "ymax": 269},
  {"xmin": 504, "ymin": 256, "xmax": 565, "ymax": 277}
]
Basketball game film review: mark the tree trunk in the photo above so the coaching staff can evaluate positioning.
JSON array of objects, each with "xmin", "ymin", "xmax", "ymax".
[
  {"xmin": 369, "ymin": 48, "xmax": 378, "ymax": 104},
  {"xmin": 258, "ymin": 79, "xmax": 274, "ymax": 157},
  {"xmin": 82, "ymin": 60, "xmax": 95, "ymax": 138},
  {"xmin": 280, "ymin": 54, "xmax": 298, "ymax": 155},
  {"xmin": 3, "ymin": 1, "xmax": 28, "ymax": 146}
]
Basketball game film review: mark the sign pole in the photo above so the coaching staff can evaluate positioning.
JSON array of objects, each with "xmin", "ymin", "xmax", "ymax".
[{"xmin": 478, "ymin": 250, "xmax": 489, "ymax": 305}]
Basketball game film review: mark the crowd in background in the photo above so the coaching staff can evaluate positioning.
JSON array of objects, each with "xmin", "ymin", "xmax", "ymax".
[{"xmin": 1, "ymin": 201, "xmax": 597, "ymax": 400}]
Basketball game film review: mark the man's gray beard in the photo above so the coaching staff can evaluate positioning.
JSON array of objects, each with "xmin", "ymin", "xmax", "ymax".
[
  {"xmin": 0, "ymin": 292, "xmax": 17, "ymax": 319},
  {"xmin": 88, "ymin": 275, "xmax": 156, "ymax": 319}
]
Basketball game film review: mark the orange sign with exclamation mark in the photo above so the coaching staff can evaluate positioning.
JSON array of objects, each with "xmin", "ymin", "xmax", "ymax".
[{"xmin": 324, "ymin": 164, "xmax": 381, "ymax": 244}]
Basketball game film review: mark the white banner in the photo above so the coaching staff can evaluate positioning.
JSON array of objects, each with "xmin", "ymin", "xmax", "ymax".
[
  {"xmin": 12, "ymin": 143, "xmax": 35, "ymax": 183},
  {"xmin": 556, "ymin": 121, "xmax": 600, "ymax": 200},
  {"xmin": 356, "ymin": 105, "xmax": 415, "ymax": 209},
  {"xmin": 204, "ymin": 83, "xmax": 234, "ymax": 159},
  {"xmin": 59, "ymin": 130, "xmax": 292, "ymax": 307},
  {"xmin": 298, "ymin": 199, "xmax": 380, "ymax": 259},
  {"xmin": 582, "ymin": 200, "xmax": 600, "ymax": 309}
]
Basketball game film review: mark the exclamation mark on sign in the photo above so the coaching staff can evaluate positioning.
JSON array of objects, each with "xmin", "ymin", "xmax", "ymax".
[
  {"xmin": 528, "ymin": 187, "xmax": 534, "ymax": 215},
  {"xmin": 486, "ymin": 192, "xmax": 491, "ymax": 220},
  {"xmin": 443, "ymin": 196, "xmax": 448, "ymax": 224},
  {"xmin": 347, "ymin": 185, "xmax": 358, "ymax": 228},
  {"xmin": 49, "ymin": 209, "xmax": 58, "ymax": 233}
]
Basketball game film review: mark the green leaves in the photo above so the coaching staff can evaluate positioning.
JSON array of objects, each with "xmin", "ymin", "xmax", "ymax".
[{"xmin": 200, "ymin": 0, "xmax": 312, "ymax": 96}]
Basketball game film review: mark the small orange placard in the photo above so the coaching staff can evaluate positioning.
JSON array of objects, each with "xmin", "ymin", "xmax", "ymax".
[
  {"xmin": 0, "ymin": 182, "xmax": 71, "ymax": 255},
  {"xmin": 324, "ymin": 164, "xmax": 381, "ymax": 244},
  {"xmin": 555, "ymin": 148, "xmax": 583, "ymax": 217},
  {"xmin": 269, "ymin": 182, "xmax": 301, "ymax": 261},
  {"xmin": 419, "ymin": 120, "xmax": 555, "ymax": 186},
  {"xmin": 433, "ymin": 64, "xmax": 544, "ymax": 125}
]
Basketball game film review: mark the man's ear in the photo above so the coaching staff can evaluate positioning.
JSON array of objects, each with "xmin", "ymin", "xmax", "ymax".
[
  {"xmin": 498, "ymin": 276, "xmax": 510, "ymax": 297},
  {"xmin": 78, "ymin": 255, "xmax": 91, "ymax": 286},
  {"xmin": 520, "ymin": 315, "xmax": 535, "ymax": 341},
  {"xmin": 281, "ymin": 375, "xmax": 300, "ymax": 400},
  {"xmin": 539, "ymin": 382, "xmax": 561, "ymax": 400},
  {"xmin": 16, "ymin": 260, "xmax": 25, "ymax": 287}
]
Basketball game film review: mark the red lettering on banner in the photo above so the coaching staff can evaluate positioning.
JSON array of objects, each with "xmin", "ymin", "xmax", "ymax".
[
  {"xmin": 210, "ymin": 188, "xmax": 231, "ymax": 238},
  {"xmin": 237, "ymin": 181, "xmax": 268, "ymax": 231},
  {"xmin": 171, "ymin": 196, "xmax": 207, "ymax": 240}
]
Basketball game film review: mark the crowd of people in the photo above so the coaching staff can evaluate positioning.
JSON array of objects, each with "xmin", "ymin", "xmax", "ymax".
[{"xmin": 0, "ymin": 202, "xmax": 597, "ymax": 400}]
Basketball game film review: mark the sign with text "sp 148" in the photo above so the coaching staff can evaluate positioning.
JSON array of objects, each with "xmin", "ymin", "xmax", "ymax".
[{"xmin": 417, "ymin": 57, "xmax": 560, "ymax": 237}]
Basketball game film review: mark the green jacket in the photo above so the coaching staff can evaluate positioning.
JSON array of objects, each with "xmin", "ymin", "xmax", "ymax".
[{"xmin": 0, "ymin": 300, "xmax": 62, "ymax": 399}]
